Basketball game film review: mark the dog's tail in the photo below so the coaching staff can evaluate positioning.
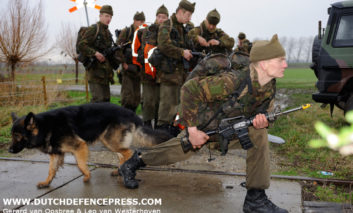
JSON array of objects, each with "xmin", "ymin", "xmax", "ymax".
[{"xmin": 131, "ymin": 126, "xmax": 174, "ymax": 147}]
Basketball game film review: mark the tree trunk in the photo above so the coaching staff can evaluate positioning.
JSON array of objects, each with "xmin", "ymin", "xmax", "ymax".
[{"xmin": 10, "ymin": 63, "xmax": 16, "ymax": 81}]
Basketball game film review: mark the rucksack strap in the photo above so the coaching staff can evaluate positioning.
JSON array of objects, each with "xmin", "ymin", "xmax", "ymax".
[
  {"xmin": 127, "ymin": 26, "xmax": 133, "ymax": 41},
  {"xmin": 197, "ymin": 70, "xmax": 252, "ymax": 131},
  {"xmin": 94, "ymin": 23, "xmax": 100, "ymax": 40}
]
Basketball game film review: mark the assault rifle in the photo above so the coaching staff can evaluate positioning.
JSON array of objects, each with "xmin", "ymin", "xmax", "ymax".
[
  {"xmin": 181, "ymin": 104, "xmax": 312, "ymax": 155},
  {"xmin": 148, "ymin": 49, "xmax": 207, "ymax": 73},
  {"xmin": 83, "ymin": 42, "xmax": 130, "ymax": 70},
  {"xmin": 183, "ymin": 51, "xmax": 207, "ymax": 71}
]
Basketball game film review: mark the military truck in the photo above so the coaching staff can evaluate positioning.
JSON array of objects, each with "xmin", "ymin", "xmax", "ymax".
[{"xmin": 311, "ymin": 0, "xmax": 353, "ymax": 114}]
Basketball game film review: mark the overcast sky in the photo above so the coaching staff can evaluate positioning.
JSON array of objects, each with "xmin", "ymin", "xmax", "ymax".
[{"xmin": 0, "ymin": 0, "xmax": 341, "ymax": 62}]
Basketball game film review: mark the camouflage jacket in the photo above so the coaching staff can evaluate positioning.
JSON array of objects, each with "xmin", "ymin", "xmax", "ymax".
[
  {"xmin": 188, "ymin": 21, "xmax": 234, "ymax": 54},
  {"xmin": 235, "ymin": 39, "xmax": 251, "ymax": 54},
  {"xmin": 179, "ymin": 63, "xmax": 275, "ymax": 130},
  {"xmin": 78, "ymin": 22, "xmax": 114, "ymax": 84},
  {"xmin": 117, "ymin": 24, "xmax": 135, "ymax": 50},
  {"xmin": 117, "ymin": 24, "xmax": 141, "ymax": 78},
  {"xmin": 157, "ymin": 13, "xmax": 194, "ymax": 85}
]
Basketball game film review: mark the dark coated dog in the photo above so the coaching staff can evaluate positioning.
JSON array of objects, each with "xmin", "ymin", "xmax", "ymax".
[{"xmin": 9, "ymin": 103, "xmax": 172, "ymax": 188}]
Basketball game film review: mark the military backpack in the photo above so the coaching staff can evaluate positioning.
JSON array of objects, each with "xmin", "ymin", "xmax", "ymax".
[
  {"xmin": 76, "ymin": 24, "xmax": 100, "ymax": 66},
  {"xmin": 117, "ymin": 26, "xmax": 134, "ymax": 64},
  {"xmin": 148, "ymin": 20, "xmax": 194, "ymax": 74},
  {"xmin": 186, "ymin": 49, "xmax": 250, "ymax": 80}
]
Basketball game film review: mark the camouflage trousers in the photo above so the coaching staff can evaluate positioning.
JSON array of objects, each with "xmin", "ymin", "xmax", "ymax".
[
  {"xmin": 141, "ymin": 126, "xmax": 270, "ymax": 189},
  {"xmin": 88, "ymin": 82, "xmax": 110, "ymax": 103},
  {"xmin": 142, "ymin": 82, "xmax": 160, "ymax": 122},
  {"xmin": 157, "ymin": 83, "xmax": 181, "ymax": 126},
  {"xmin": 121, "ymin": 72, "xmax": 141, "ymax": 112}
]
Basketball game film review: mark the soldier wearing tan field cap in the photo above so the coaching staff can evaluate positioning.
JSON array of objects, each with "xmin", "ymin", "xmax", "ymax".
[
  {"xmin": 77, "ymin": 5, "xmax": 116, "ymax": 103},
  {"xmin": 188, "ymin": 9, "xmax": 235, "ymax": 54},
  {"xmin": 119, "ymin": 34, "xmax": 289, "ymax": 213}
]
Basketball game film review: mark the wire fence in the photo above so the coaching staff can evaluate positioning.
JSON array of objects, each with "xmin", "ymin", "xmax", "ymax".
[{"xmin": 0, "ymin": 76, "xmax": 89, "ymax": 107}]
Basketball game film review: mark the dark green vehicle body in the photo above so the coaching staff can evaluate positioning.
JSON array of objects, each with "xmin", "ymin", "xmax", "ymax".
[{"xmin": 311, "ymin": 0, "xmax": 353, "ymax": 113}]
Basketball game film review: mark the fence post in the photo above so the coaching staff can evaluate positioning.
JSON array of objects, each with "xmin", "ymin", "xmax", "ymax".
[
  {"xmin": 85, "ymin": 71, "xmax": 89, "ymax": 102},
  {"xmin": 41, "ymin": 76, "xmax": 48, "ymax": 107}
]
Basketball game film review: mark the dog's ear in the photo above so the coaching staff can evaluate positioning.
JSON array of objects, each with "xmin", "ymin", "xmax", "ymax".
[
  {"xmin": 11, "ymin": 112, "xmax": 19, "ymax": 123},
  {"xmin": 24, "ymin": 112, "xmax": 36, "ymax": 131}
]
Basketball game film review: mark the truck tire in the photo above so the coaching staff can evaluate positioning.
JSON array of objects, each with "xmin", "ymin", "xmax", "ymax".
[
  {"xmin": 311, "ymin": 36, "xmax": 321, "ymax": 77},
  {"xmin": 344, "ymin": 93, "xmax": 353, "ymax": 114},
  {"xmin": 312, "ymin": 35, "xmax": 321, "ymax": 64}
]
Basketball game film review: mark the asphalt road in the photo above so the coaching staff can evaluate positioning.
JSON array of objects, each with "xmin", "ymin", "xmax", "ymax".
[{"xmin": 0, "ymin": 156, "xmax": 302, "ymax": 213}]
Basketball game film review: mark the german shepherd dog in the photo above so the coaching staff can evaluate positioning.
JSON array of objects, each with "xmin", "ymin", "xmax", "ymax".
[{"xmin": 9, "ymin": 103, "xmax": 172, "ymax": 188}]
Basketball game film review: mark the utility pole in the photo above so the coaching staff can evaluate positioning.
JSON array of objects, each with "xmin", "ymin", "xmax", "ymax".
[
  {"xmin": 83, "ymin": 0, "xmax": 90, "ymax": 26},
  {"xmin": 68, "ymin": 0, "xmax": 101, "ymax": 26}
]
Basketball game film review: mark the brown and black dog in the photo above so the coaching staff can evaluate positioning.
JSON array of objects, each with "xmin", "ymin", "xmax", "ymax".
[{"xmin": 9, "ymin": 103, "xmax": 172, "ymax": 188}]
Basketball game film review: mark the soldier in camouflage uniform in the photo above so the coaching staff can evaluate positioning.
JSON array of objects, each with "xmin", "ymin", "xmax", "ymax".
[
  {"xmin": 119, "ymin": 34, "xmax": 288, "ymax": 213},
  {"xmin": 188, "ymin": 9, "xmax": 234, "ymax": 55},
  {"xmin": 78, "ymin": 5, "xmax": 116, "ymax": 103},
  {"xmin": 236, "ymin": 32, "xmax": 251, "ymax": 54},
  {"xmin": 117, "ymin": 12, "xmax": 145, "ymax": 112},
  {"xmin": 140, "ymin": 5, "xmax": 169, "ymax": 128},
  {"xmin": 155, "ymin": 0, "xmax": 195, "ymax": 134}
]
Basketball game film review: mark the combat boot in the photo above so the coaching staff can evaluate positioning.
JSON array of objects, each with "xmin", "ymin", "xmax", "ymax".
[
  {"xmin": 243, "ymin": 189, "xmax": 288, "ymax": 213},
  {"xmin": 119, "ymin": 151, "xmax": 146, "ymax": 189}
]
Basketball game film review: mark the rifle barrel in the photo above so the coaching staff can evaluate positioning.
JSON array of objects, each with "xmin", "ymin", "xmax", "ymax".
[
  {"xmin": 191, "ymin": 51, "xmax": 205, "ymax": 57},
  {"xmin": 274, "ymin": 104, "xmax": 311, "ymax": 117},
  {"xmin": 205, "ymin": 130, "xmax": 217, "ymax": 136}
]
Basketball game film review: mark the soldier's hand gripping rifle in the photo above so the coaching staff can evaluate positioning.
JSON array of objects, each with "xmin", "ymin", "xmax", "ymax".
[
  {"xmin": 84, "ymin": 42, "xmax": 131, "ymax": 70},
  {"xmin": 180, "ymin": 104, "xmax": 312, "ymax": 155},
  {"xmin": 183, "ymin": 35, "xmax": 207, "ymax": 71},
  {"xmin": 183, "ymin": 51, "xmax": 207, "ymax": 71}
]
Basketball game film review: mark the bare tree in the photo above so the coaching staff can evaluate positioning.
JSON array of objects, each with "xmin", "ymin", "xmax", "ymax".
[
  {"xmin": 0, "ymin": 0, "xmax": 50, "ymax": 81},
  {"xmin": 279, "ymin": 36, "xmax": 288, "ymax": 49},
  {"xmin": 295, "ymin": 37, "xmax": 306, "ymax": 63},
  {"xmin": 57, "ymin": 23, "xmax": 79, "ymax": 84},
  {"xmin": 285, "ymin": 37, "xmax": 296, "ymax": 63},
  {"xmin": 304, "ymin": 36, "xmax": 314, "ymax": 63}
]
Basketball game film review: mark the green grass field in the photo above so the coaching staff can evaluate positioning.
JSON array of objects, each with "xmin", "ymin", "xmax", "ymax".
[{"xmin": 277, "ymin": 68, "xmax": 317, "ymax": 89}]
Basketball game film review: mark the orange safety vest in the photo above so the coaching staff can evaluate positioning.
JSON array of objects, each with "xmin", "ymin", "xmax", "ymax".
[
  {"xmin": 131, "ymin": 23, "xmax": 148, "ymax": 68},
  {"xmin": 144, "ymin": 43, "xmax": 157, "ymax": 78}
]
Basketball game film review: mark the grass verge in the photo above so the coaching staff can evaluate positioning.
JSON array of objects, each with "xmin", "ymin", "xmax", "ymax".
[{"xmin": 269, "ymin": 88, "xmax": 353, "ymax": 203}]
